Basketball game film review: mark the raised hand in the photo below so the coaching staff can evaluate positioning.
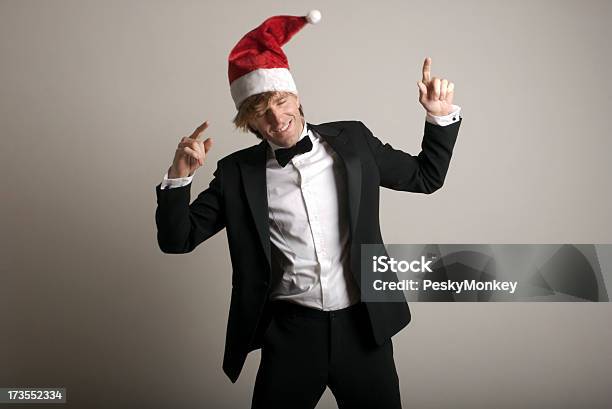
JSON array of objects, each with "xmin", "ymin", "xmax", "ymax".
[
  {"xmin": 168, "ymin": 121, "xmax": 214, "ymax": 178},
  {"xmin": 417, "ymin": 57, "xmax": 455, "ymax": 117}
]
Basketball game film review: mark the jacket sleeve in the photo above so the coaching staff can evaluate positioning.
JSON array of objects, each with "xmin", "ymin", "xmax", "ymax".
[
  {"xmin": 360, "ymin": 119, "xmax": 461, "ymax": 193},
  {"xmin": 154, "ymin": 162, "xmax": 226, "ymax": 253}
]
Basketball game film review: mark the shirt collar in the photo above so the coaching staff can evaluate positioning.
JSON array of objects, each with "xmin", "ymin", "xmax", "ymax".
[{"xmin": 266, "ymin": 118, "xmax": 310, "ymax": 152}]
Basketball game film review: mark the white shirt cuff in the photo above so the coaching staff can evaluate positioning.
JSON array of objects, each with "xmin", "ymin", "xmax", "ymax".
[
  {"xmin": 425, "ymin": 104, "xmax": 462, "ymax": 126},
  {"xmin": 160, "ymin": 171, "xmax": 194, "ymax": 190}
]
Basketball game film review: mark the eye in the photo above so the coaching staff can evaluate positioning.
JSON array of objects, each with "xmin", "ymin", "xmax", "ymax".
[{"xmin": 278, "ymin": 99, "xmax": 287, "ymax": 105}]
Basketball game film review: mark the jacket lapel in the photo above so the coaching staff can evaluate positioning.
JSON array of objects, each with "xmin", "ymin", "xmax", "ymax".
[
  {"xmin": 238, "ymin": 141, "xmax": 271, "ymax": 269},
  {"xmin": 308, "ymin": 122, "xmax": 362, "ymax": 238}
]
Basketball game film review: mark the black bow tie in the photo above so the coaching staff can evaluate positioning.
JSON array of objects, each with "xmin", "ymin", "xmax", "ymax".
[{"xmin": 274, "ymin": 132, "xmax": 313, "ymax": 167}]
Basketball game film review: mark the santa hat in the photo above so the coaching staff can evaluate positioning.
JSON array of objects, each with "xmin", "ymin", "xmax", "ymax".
[{"xmin": 228, "ymin": 10, "xmax": 322, "ymax": 109}]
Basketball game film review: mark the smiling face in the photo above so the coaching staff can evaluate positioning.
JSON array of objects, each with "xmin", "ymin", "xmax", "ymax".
[{"xmin": 247, "ymin": 92, "xmax": 304, "ymax": 147}]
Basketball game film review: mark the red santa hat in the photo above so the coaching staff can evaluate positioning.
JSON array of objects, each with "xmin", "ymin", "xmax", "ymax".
[{"xmin": 228, "ymin": 10, "xmax": 322, "ymax": 109}]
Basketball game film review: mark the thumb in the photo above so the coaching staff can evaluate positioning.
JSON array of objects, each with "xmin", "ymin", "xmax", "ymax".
[
  {"xmin": 417, "ymin": 81, "xmax": 428, "ymax": 99},
  {"xmin": 203, "ymin": 137, "xmax": 213, "ymax": 153}
]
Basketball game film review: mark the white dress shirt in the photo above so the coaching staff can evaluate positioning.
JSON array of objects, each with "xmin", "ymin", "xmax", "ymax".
[
  {"xmin": 264, "ymin": 121, "xmax": 360, "ymax": 310},
  {"xmin": 160, "ymin": 106, "xmax": 462, "ymax": 310}
]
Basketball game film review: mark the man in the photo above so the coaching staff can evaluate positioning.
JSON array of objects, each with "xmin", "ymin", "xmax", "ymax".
[{"xmin": 155, "ymin": 10, "xmax": 462, "ymax": 409}]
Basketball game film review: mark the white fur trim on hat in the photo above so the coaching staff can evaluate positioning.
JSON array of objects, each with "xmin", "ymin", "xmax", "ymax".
[{"xmin": 230, "ymin": 67, "xmax": 298, "ymax": 109}]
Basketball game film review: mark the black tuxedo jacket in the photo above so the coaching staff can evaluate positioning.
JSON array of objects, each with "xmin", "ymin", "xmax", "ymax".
[{"xmin": 155, "ymin": 119, "xmax": 461, "ymax": 382}]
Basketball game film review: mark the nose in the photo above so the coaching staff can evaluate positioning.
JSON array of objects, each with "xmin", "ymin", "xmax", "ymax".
[{"xmin": 266, "ymin": 105, "xmax": 284, "ymax": 128}]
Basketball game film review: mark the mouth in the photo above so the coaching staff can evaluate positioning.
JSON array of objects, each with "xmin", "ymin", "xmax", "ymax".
[{"xmin": 272, "ymin": 118, "xmax": 293, "ymax": 135}]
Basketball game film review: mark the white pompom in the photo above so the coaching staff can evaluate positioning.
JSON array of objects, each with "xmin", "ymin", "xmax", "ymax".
[{"xmin": 306, "ymin": 9, "xmax": 322, "ymax": 24}]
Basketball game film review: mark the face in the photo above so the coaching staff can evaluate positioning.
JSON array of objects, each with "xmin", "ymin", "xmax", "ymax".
[{"xmin": 248, "ymin": 92, "xmax": 304, "ymax": 147}]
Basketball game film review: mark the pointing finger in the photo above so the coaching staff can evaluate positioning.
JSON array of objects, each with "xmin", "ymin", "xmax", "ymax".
[
  {"xmin": 422, "ymin": 57, "xmax": 431, "ymax": 83},
  {"xmin": 190, "ymin": 120, "xmax": 209, "ymax": 140}
]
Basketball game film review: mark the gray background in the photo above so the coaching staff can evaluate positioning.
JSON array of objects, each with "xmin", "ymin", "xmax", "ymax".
[{"xmin": 1, "ymin": 0, "xmax": 611, "ymax": 408}]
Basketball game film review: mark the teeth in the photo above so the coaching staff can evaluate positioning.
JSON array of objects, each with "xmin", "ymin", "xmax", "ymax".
[{"xmin": 275, "ymin": 120, "xmax": 291, "ymax": 133}]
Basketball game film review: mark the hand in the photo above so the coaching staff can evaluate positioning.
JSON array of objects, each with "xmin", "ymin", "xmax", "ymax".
[
  {"xmin": 417, "ymin": 57, "xmax": 456, "ymax": 117},
  {"xmin": 168, "ymin": 121, "xmax": 213, "ymax": 178}
]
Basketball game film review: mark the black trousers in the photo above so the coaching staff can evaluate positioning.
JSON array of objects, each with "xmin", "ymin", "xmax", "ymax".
[{"xmin": 251, "ymin": 301, "xmax": 402, "ymax": 409}]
